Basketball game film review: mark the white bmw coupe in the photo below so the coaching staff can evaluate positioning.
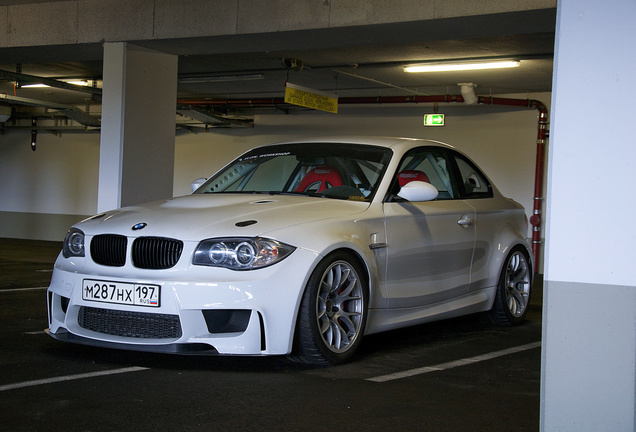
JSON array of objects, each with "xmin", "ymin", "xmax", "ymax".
[{"xmin": 47, "ymin": 137, "xmax": 532, "ymax": 364}]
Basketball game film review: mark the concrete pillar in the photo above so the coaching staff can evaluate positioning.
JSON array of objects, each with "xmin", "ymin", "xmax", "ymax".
[
  {"xmin": 541, "ymin": 0, "xmax": 636, "ymax": 430},
  {"xmin": 97, "ymin": 42, "xmax": 178, "ymax": 212}
]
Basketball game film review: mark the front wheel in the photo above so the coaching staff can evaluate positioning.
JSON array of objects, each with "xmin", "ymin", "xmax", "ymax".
[
  {"xmin": 489, "ymin": 246, "xmax": 532, "ymax": 326},
  {"xmin": 293, "ymin": 252, "xmax": 368, "ymax": 365}
]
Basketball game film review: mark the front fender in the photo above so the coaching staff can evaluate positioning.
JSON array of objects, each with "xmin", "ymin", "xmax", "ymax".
[{"xmin": 264, "ymin": 206, "xmax": 387, "ymax": 311}]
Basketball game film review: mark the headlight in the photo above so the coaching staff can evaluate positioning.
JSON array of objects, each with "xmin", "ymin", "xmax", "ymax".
[
  {"xmin": 193, "ymin": 237, "xmax": 295, "ymax": 270},
  {"xmin": 62, "ymin": 227, "xmax": 85, "ymax": 258}
]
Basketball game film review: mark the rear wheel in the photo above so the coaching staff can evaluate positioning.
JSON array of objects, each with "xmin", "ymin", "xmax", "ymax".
[
  {"xmin": 489, "ymin": 246, "xmax": 532, "ymax": 326},
  {"xmin": 293, "ymin": 252, "xmax": 368, "ymax": 365}
]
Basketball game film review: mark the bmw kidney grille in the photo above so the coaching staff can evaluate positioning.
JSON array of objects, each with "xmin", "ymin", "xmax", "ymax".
[{"xmin": 89, "ymin": 235, "xmax": 183, "ymax": 269}]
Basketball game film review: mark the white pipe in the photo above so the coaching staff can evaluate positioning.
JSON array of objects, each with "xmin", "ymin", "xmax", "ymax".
[{"xmin": 458, "ymin": 83, "xmax": 478, "ymax": 104}]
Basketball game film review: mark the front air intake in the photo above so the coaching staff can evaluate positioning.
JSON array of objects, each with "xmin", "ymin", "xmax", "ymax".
[{"xmin": 78, "ymin": 306, "xmax": 182, "ymax": 339}]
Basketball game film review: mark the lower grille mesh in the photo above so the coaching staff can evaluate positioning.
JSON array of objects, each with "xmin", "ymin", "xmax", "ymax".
[{"xmin": 78, "ymin": 306, "xmax": 182, "ymax": 339}]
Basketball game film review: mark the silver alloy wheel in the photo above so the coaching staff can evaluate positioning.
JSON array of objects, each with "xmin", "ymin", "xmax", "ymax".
[
  {"xmin": 504, "ymin": 251, "xmax": 531, "ymax": 317},
  {"xmin": 315, "ymin": 260, "xmax": 365, "ymax": 353}
]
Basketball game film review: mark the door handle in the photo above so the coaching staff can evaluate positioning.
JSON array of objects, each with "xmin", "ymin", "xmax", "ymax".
[{"xmin": 457, "ymin": 215, "xmax": 473, "ymax": 227}]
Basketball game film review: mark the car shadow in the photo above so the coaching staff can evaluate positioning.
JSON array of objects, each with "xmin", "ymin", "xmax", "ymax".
[
  {"xmin": 42, "ymin": 309, "xmax": 541, "ymax": 375},
  {"xmin": 41, "ymin": 276, "xmax": 543, "ymax": 372}
]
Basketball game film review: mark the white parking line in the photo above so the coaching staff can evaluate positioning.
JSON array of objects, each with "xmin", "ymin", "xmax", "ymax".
[
  {"xmin": 0, "ymin": 366, "xmax": 149, "ymax": 392},
  {"xmin": 367, "ymin": 341, "xmax": 541, "ymax": 383},
  {"xmin": 0, "ymin": 287, "xmax": 48, "ymax": 293}
]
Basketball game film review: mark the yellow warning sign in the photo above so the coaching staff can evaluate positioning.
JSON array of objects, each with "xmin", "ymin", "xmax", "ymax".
[{"xmin": 285, "ymin": 82, "xmax": 338, "ymax": 114}]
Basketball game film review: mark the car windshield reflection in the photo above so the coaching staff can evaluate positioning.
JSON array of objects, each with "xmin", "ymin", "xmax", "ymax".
[{"xmin": 193, "ymin": 142, "xmax": 393, "ymax": 202}]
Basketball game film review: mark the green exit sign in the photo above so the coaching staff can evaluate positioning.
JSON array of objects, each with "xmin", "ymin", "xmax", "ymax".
[{"xmin": 424, "ymin": 113, "xmax": 445, "ymax": 126}]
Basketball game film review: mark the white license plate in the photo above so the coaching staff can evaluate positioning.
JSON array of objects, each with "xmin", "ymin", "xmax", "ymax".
[{"xmin": 82, "ymin": 279, "xmax": 160, "ymax": 307}]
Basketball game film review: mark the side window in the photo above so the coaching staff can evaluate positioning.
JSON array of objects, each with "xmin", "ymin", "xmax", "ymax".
[
  {"xmin": 394, "ymin": 148, "xmax": 456, "ymax": 200},
  {"xmin": 453, "ymin": 154, "xmax": 493, "ymax": 198}
]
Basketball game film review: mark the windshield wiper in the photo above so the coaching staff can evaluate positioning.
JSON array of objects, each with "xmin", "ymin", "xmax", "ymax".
[{"xmin": 270, "ymin": 191, "xmax": 324, "ymax": 198}]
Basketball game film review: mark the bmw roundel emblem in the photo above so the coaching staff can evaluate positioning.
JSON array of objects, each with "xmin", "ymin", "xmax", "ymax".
[{"xmin": 132, "ymin": 222, "xmax": 147, "ymax": 231}]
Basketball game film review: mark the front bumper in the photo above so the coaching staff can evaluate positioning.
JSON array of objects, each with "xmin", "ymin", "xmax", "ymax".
[
  {"xmin": 46, "ymin": 329, "xmax": 220, "ymax": 355},
  {"xmin": 47, "ymin": 247, "xmax": 318, "ymax": 356}
]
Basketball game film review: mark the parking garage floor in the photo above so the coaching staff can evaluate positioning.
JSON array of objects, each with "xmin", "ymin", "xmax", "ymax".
[{"xmin": 0, "ymin": 238, "xmax": 543, "ymax": 432}]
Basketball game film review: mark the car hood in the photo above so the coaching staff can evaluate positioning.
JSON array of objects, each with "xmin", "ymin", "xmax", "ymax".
[{"xmin": 76, "ymin": 194, "xmax": 370, "ymax": 241}]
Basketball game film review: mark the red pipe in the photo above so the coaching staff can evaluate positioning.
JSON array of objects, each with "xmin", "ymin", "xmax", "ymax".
[
  {"xmin": 177, "ymin": 95, "xmax": 467, "ymax": 106},
  {"xmin": 476, "ymin": 97, "xmax": 547, "ymax": 269},
  {"xmin": 178, "ymin": 95, "xmax": 548, "ymax": 271}
]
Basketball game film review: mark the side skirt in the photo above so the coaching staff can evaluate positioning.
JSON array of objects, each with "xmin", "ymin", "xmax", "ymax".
[{"xmin": 364, "ymin": 287, "xmax": 495, "ymax": 335}]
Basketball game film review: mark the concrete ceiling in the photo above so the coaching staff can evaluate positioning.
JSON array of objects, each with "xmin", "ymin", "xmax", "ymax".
[{"xmin": 0, "ymin": 8, "xmax": 556, "ymax": 118}]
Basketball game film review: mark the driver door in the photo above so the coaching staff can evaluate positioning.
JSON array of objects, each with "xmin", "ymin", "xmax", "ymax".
[{"xmin": 383, "ymin": 147, "xmax": 476, "ymax": 308}]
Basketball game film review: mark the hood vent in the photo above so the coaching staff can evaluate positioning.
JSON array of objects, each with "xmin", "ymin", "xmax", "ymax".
[{"xmin": 235, "ymin": 220, "xmax": 258, "ymax": 227}]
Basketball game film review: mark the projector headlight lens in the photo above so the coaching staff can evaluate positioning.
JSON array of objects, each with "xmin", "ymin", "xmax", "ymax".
[{"xmin": 194, "ymin": 238, "xmax": 295, "ymax": 270}]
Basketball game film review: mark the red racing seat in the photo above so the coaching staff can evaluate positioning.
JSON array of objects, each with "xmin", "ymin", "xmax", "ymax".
[
  {"xmin": 296, "ymin": 166, "xmax": 343, "ymax": 192},
  {"xmin": 398, "ymin": 170, "xmax": 430, "ymax": 186}
]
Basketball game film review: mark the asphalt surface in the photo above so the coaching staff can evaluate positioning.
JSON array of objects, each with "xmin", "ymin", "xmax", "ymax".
[{"xmin": 0, "ymin": 238, "xmax": 542, "ymax": 432}]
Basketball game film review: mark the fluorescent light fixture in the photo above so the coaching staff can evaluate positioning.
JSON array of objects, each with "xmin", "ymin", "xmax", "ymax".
[
  {"xmin": 66, "ymin": 80, "xmax": 90, "ymax": 86},
  {"xmin": 404, "ymin": 60, "xmax": 520, "ymax": 73},
  {"xmin": 21, "ymin": 80, "xmax": 90, "ymax": 88},
  {"xmin": 179, "ymin": 74, "xmax": 263, "ymax": 84}
]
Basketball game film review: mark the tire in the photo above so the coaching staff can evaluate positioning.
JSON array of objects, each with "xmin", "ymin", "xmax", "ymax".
[
  {"xmin": 293, "ymin": 252, "xmax": 368, "ymax": 365},
  {"xmin": 489, "ymin": 246, "xmax": 532, "ymax": 326}
]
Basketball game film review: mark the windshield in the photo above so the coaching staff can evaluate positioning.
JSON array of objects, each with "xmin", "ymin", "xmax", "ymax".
[{"xmin": 193, "ymin": 142, "xmax": 392, "ymax": 201}]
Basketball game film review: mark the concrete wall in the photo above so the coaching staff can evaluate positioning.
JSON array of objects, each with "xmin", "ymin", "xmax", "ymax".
[
  {"xmin": 0, "ymin": 0, "xmax": 557, "ymax": 48},
  {"xmin": 540, "ymin": 0, "xmax": 636, "ymax": 429}
]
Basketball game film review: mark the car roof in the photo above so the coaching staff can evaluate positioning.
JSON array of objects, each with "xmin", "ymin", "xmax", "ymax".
[{"xmin": 257, "ymin": 136, "xmax": 456, "ymax": 151}]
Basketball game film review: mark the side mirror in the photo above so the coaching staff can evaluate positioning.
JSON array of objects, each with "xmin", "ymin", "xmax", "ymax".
[
  {"xmin": 397, "ymin": 181, "xmax": 439, "ymax": 202},
  {"xmin": 190, "ymin": 178, "xmax": 207, "ymax": 192}
]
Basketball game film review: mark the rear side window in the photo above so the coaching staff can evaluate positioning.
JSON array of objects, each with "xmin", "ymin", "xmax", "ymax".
[
  {"xmin": 453, "ymin": 154, "xmax": 492, "ymax": 199},
  {"xmin": 388, "ymin": 146, "xmax": 493, "ymax": 201},
  {"xmin": 392, "ymin": 148, "xmax": 457, "ymax": 200}
]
